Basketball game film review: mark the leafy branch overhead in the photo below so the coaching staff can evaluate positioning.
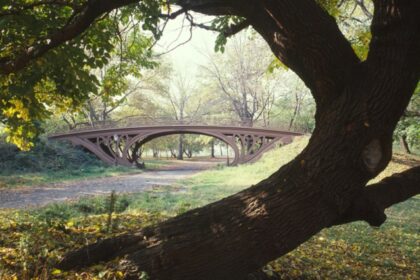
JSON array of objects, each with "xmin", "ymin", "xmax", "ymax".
[{"xmin": 0, "ymin": 0, "xmax": 161, "ymax": 149}]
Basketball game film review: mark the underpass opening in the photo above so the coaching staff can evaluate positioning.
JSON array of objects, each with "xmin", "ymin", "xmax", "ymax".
[{"xmin": 125, "ymin": 132, "xmax": 238, "ymax": 170}]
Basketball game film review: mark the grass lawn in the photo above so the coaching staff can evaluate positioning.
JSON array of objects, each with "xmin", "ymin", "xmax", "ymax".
[
  {"xmin": 0, "ymin": 159, "xmax": 174, "ymax": 188},
  {"xmin": 0, "ymin": 165, "xmax": 139, "ymax": 188},
  {"xmin": 0, "ymin": 137, "xmax": 418, "ymax": 279},
  {"xmin": 0, "ymin": 140, "xmax": 178, "ymax": 188}
]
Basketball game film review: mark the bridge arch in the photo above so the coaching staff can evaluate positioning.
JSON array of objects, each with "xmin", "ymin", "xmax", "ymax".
[
  {"xmin": 122, "ymin": 130, "xmax": 240, "ymax": 165},
  {"xmin": 49, "ymin": 125, "xmax": 302, "ymax": 167}
]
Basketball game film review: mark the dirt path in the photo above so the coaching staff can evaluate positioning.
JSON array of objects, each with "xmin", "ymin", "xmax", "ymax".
[{"xmin": 0, "ymin": 160, "xmax": 220, "ymax": 209}]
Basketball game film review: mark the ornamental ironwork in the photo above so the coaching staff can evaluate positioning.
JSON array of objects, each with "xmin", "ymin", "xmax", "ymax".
[{"xmin": 49, "ymin": 125, "xmax": 302, "ymax": 166}]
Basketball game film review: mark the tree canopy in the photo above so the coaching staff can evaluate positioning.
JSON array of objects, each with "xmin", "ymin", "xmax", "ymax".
[{"xmin": 0, "ymin": 0, "xmax": 160, "ymax": 149}]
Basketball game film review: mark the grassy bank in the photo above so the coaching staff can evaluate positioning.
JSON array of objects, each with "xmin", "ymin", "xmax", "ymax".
[
  {"xmin": 0, "ymin": 137, "xmax": 418, "ymax": 279},
  {"xmin": 0, "ymin": 141, "xmax": 173, "ymax": 188}
]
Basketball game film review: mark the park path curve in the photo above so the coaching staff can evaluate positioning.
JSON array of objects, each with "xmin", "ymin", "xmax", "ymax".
[{"xmin": 0, "ymin": 160, "xmax": 219, "ymax": 209}]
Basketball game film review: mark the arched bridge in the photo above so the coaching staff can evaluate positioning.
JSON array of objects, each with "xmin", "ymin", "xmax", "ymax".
[{"xmin": 49, "ymin": 125, "xmax": 302, "ymax": 166}]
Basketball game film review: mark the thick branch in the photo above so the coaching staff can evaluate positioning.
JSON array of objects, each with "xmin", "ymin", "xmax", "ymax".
[
  {"xmin": 368, "ymin": 166, "xmax": 420, "ymax": 208},
  {"xmin": 359, "ymin": 0, "xmax": 420, "ymax": 130},
  {"xmin": 334, "ymin": 166, "xmax": 420, "ymax": 227},
  {"xmin": 367, "ymin": 0, "xmax": 420, "ymax": 76},
  {"xmin": 187, "ymin": 18, "xmax": 250, "ymax": 38},
  {"xmin": 247, "ymin": 0, "xmax": 360, "ymax": 107}
]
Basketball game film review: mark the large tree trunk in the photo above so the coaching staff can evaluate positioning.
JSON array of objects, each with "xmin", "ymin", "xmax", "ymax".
[{"xmin": 54, "ymin": 0, "xmax": 420, "ymax": 279}]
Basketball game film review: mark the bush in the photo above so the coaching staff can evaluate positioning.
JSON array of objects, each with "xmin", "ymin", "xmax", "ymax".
[{"xmin": 0, "ymin": 139, "xmax": 104, "ymax": 175}]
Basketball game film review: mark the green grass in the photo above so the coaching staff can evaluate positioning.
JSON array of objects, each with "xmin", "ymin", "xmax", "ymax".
[
  {"xmin": 0, "ymin": 140, "xmax": 174, "ymax": 188},
  {"xmin": 142, "ymin": 158, "xmax": 175, "ymax": 169},
  {"xmin": 0, "ymin": 165, "xmax": 141, "ymax": 188},
  {"xmin": 0, "ymin": 136, "xmax": 418, "ymax": 279},
  {"xmin": 32, "ymin": 138, "xmax": 308, "ymax": 217},
  {"xmin": 0, "ymin": 159, "xmax": 182, "ymax": 188},
  {"xmin": 267, "ymin": 196, "xmax": 419, "ymax": 279}
]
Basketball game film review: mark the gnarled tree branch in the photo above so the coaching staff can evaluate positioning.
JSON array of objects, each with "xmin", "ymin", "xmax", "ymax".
[
  {"xmin": 247, "ymin": 0, "xmax": 360, "ymax": 108},
  {"xmin": 334, "ymin": 165, "xmax": 420, "ymax": 227}
]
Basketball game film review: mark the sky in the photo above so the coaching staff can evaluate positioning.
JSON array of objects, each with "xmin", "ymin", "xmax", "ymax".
[
  {"xmin": 151, "ymin": 14, "xmax": 310, "ymax": 100},
  {"xmin": 153, "ymin": 14, "xmax": 219, "ymax": 77}
]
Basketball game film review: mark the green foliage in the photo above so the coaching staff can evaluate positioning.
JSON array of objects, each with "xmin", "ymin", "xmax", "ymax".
[
  {"xmin": 395, "ymin": 118, "xmax": 420, "ymax": 149},
  {"xmin": 0, "ymin": 139, "xmax": 99, "ymax": 173},
  {"xmin": 336, "ymin": 0, "xmax": 373, "ymax": 60},
  {"xmin": 267, "ymin": 58, "xmax": 288, "ymax": 73},
  {"xmin": 0, "ymin": 1, "xmax": 161, "ymax": 149},
  {"xmin": 351, "ymin": 28, "xmax": 371, "ymax": 60},
  {"xmin": 211, "ymin": 16, "xmax": 247, "ymax": 53},
  {"xmin": 34, "ymin": 194, "xmax": 132, "ymax": 224},
  {"xmin": 394, "ymin": 84, "xmax": 420, "ymax": 151},
  {"xmin": 183, "ymin": 135, "xmax": 211, "ymax": 157},
  {"xmin": 316, "ymin": 0, "xmax": 340, "ymax": 16},
  {"xmin": 0, "ymin": 0, "xmax": 376, "ymax": 148}
]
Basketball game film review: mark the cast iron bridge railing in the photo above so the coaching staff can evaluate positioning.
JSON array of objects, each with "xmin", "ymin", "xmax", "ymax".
[
  {"xmin": 49, "ymin": 122, "xmax": 303, "ymax": 166},
  {"xmin": 56, "ymin": 116, "xmax": 297, "ymax": 132}
]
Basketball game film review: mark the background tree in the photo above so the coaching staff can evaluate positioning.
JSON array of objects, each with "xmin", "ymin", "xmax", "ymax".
[
  {"xmin": 135, "ymin": 63, "xmax": 220, "ymax": 159},
  {"xmin": 394, "ymin": 85, "xmax": 420, "ymax": 154},
  {"xmin": 59, "ymin": 18, "xmax": 157, "ymax": 130},
  {"xmin": 0, "ymin": 1, "xmax": 160, "ymax": 149},
  {"xmin": 202, "ymin": 33, "xmax": 277, "ymax": 127},
  {"xmin": 269, "ymin": 70, "xmax": 316, "ymax": 132},
  {"xmin": 182, "ymin": 135, "xmax": 210, "ymax": 158}
]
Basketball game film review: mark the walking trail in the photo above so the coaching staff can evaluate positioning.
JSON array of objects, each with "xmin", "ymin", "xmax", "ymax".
[{"xmin": 0, "ymin": 160, "xmax": 220, "ymax": 209}]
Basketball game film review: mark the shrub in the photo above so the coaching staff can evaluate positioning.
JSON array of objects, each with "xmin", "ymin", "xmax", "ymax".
[{"xmin": 0, "ymin": 139, "xmax": 104, "ymax": 175}]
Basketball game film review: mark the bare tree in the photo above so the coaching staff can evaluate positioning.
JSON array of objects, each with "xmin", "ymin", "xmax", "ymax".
[
  {"xmin": 202, "ymin": 34, "xmax": 277, "ymax": 127},
  {"xmin": 144, "ymin": 65, "xmax": 219, "ymax": 158}
]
